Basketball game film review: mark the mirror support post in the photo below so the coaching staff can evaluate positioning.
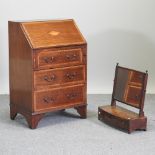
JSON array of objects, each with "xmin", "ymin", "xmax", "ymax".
[{"xmin": 111, "ymin": 63, "xmax": 119, "ymax": 106}]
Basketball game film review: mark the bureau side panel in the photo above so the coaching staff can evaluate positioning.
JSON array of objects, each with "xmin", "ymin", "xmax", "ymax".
[
  {"xmin": 9, "ymin": 22, "xmax": 33, "ymax": 112},
  {"xmin": 84, "ymin": 44, "xmax": 87, "ymax": 106}
]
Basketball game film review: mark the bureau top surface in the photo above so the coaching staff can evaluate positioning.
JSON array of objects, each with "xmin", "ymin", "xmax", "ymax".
[{"xmin": 20, "ymin": 19, "xmax": 86, "ymax": 49}]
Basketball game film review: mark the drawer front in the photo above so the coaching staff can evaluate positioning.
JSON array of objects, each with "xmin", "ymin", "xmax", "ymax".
[
  {"xmin": 34, "ymin": 65, "xmax": 85, "ymax": 87},
  {"xmin": 124, "ymin": 86, "xmax": 142, "ymax": 108},
  {"xmin": 34, "ymin": 85, "xmax": 85, "ymax": 111},
  {"xmin": 35, "ymin": 48, "xmax": 84, "ymax": 69},
  {"xmin": 98, "ymin": 109, "xmax": 128, "ymax": 130},
  {"xmin": 129, "ymin": 71, "xmax": 144, "ymax": 85}
]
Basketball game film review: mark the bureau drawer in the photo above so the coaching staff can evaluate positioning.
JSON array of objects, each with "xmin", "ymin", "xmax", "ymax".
[
  {"xmin": 35, "ymin": 48, "xmax": 84, "ymax": 70},
  {"xmin": 34, "ymin": 85, "xmax": 85, "ymax": 112},
  {"xmin": 34, "ymin": 65, "xmax": 85, "ymax": 88},
  {"xmin": 98, "ymin": 109, "xmax": 129, "ymax": 130}
]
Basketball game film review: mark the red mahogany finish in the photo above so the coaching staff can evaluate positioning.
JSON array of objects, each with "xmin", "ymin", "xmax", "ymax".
[
  {"xmin": 9, "ymin": 19, "xmax": 87, "ymax": 128},
  {"xmin": 98, "ymin": 64, "xmax": 148, "ymax": 133}
]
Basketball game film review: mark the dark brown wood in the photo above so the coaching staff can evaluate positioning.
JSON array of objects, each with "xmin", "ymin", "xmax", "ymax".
[
  {"xmin": 26, "ymin": 114, "xmax": 44, "ymax": 129},
  {"xmin": 98, "ymin": 106, "xmax": 147, "ymax": 133},
  {"xmin": 9, "ymin": 22, "xmax": 33, "ymax": 113},
  {"xmin": 75, "ymin": 105, "xmax": 87, "ymax": 118},
  {"xmin": 10, "ymin": 104, "xmax": 44, "ymax": 128},
  {"xmin": 10, "ymin": 105, "xmax": 17, "ymax": 120},
  {"xmin": 98, "ymin": 64, "xmax": 148, "ymax": 133},
  {"xmin": 111, "ymin": 63, "xmax": 119, "ymax": 106},
  {"xmin": 139, "ymin": 70, "xmax": 148, "ymax": 117},
  {"xmin": 9, "ymin": 19, "xmax": 87, "ymax": 129}
]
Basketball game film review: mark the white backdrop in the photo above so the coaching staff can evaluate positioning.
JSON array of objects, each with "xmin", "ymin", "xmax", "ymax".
[{"xmin": 0, "ymin": 0, "xmax": 155, "ymax": 94}]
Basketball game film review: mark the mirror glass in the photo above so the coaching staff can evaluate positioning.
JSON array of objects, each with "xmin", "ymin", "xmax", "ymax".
[{"xmin": 113, "ymin": 67, "xmax": 144, "ymax": 108}]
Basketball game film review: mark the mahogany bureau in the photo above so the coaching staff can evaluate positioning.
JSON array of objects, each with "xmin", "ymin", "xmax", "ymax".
[{"xmin": 9, "ymin": 19, "xmax": 87, "ymax": 129}]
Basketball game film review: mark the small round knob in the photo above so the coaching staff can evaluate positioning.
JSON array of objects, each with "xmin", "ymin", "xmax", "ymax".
[{"xmin": 135, "ymin": 95, "xmax": 139, "ymax": 99}]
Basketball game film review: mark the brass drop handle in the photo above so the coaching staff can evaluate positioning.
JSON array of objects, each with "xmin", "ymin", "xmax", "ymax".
[
  {"xmin": 44, "ymin": 56, "xmax": 54, "ymax": 63},
  {"xmin": 66, "ymin": 54, "xmax": 77, "ymax": 61},
  {"xmin": 44, "ymin": 75, "xmax": 56, "ymax": 82},
  {"xmin": 43, "ymin": 97, "xmax": 54, "ymax": 103},
  {"xmin": 66, "ymin": 72, "xmax": 77, "ymax": 79},
  {"xmin": 67, "ymin": 93, "xmax": 78, "ymax": 100}
]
